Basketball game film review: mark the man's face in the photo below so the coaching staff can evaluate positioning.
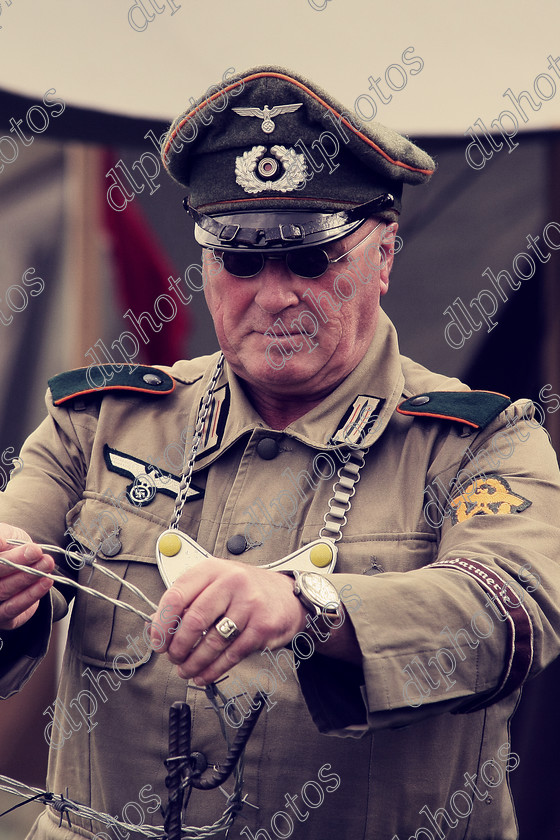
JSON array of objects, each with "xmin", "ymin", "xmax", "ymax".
[{"xmin": 202, "ymin": 218, "xmax": 398, "ymax": 398}]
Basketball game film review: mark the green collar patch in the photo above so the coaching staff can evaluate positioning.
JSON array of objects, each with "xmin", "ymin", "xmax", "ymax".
[
  {"xmin": 48, "ymin": 365, "xmax": 175, "ymax": 406},
  {"xmin": 397, "ymin": 391, "xmax": 511, "ymax": 430}
]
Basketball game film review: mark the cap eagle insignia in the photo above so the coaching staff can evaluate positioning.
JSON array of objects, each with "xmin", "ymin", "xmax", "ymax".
[{"xmin": 231, "ymin": 103, "xmax": 303, "ymax": 133}]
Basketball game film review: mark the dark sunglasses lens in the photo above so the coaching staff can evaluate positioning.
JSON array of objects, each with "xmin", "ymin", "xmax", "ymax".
[
  {"xmin": 286, "ymin": 248, "xmax": 329, "ymax": 278},
  {"xmin": 223, "ymin": 252, "xmax": 264, "ymax": 278}
]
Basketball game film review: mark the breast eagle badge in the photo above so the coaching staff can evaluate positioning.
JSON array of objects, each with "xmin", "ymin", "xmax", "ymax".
[
  {"xmin": 235, "ymin": 145, "xmax": 307, "ymax": 194},
  {"xmin": 231, "ymin": 103, "xmax": 302, "ymax": 134},
  {"xmin": 449, "ymin": 476, "xmax": 531, "ymax": 524},
  {"xmin": 104, "ymin": 445, "xmax": 204, "ymax": 507}
]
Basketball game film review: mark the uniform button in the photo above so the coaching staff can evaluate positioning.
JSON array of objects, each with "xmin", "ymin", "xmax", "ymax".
[
  {"xmin": 310, "ymin": 543, "xmax": 333, "ymax": 568},
  {"xmin": 227, "ymin": 534, "xmax": 248, "ymax": 555},
  {"xmin": 143, "ymin": 373, "xmax": 162, "ymax": 386},
  {"xmin": 410, "ymin": 395, "xmax": 430, "ymax": 406},
  {"xmin": 159, "ymin": 533, "xmax": 182, "ymax": 557},
  {"xmin": 483, "ymin": 765, "xmax": 501, "ymax": 785},
  {"xmin": 256, "ymin": 437, "xmax": 280, "ymax": 460},
  {"xmin": 100, "ymin": 535, "xmax": 122, "ymax": 557}
]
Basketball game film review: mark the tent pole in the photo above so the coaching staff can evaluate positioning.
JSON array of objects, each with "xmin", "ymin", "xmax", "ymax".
[
  {"xmin": 62, "ymin": 144, "xmax": 105, "ymax": 368},
  {"xmin": 542, "ymin": 136, "xmax": 560, "ymax": 452}
]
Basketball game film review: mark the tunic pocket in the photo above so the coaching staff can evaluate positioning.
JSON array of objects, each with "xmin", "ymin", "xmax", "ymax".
[{"xmin": 65, "ymin": 497, "xmax": 167, "ymax": 669}]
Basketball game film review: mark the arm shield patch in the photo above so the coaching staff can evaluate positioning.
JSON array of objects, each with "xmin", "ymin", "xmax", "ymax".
[{"xmin": 449, "ymin": 476, "xmax": 532, "ymax": 524}]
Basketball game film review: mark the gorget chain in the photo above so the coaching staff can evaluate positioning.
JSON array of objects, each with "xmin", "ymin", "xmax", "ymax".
[
  {"xmin": 320, "ymin": 447, "xmax": 368, "ymax": 542},
  {"xmin": 169, "ymin": 354, "xmax": 225, "ymax": 530}
]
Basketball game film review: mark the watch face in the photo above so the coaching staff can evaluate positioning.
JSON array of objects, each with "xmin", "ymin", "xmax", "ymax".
[{"xmin": 300, "ymin": 573, "xmax": 339, "ymax": 608}]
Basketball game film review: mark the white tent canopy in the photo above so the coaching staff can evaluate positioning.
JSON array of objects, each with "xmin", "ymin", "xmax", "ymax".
[{"xmin": 0, "ymin": 0, "xmax": 559, "ymax": 135}]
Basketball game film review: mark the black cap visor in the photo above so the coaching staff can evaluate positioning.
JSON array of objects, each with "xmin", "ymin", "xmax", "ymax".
[{"xmin": 194, "ymin": 210, "xmax": 366, "ymax": 252}]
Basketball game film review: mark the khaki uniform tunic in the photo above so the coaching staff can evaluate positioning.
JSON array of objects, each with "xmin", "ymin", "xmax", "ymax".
[{"xmin": 1, "ymin": 312, "xmax": 560, "ymax": 840}]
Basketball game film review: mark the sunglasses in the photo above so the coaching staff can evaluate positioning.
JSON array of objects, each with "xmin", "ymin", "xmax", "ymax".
[{"xmin": 218, "ymin": 222, "xmax": 382, "ymax": 279}]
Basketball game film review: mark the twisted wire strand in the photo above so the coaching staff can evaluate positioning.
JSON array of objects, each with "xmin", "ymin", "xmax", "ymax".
[
  {"xmin": 0, "ymin": 670, "xmax": 247, "ymax": 838},
  {"xmin": 165, "ymin": 702, "xmax": 191, "ymax": 839},
  {"xmin": 86, "ymin": 562, "xmax": 159, "ymax": 613},
  {"xmin": 0, "ymin": 554, "xmax": 156, "ymax": 623},
  {"xmin": 4, "ymin": 539, "xmax": 159, "ymax": 614}
]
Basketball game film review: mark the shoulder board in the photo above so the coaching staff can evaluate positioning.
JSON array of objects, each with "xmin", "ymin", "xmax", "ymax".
[
  {"xmin": 396, "ymin": 390, "xmax": 511, "ymax": 430},
  {"xmin": 48, "ymin": 365, "xmax": 175, "ymax": 406}
]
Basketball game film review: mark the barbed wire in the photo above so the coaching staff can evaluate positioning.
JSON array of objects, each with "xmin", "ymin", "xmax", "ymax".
[{"xmin": 0, "ymin": 773, "xmax": 245, "ymax": 838}]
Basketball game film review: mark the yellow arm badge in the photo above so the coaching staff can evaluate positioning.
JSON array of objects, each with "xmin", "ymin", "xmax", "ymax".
[{"xmin": 449, "ymin": 476, "xmax": 532, "ymax": 524}]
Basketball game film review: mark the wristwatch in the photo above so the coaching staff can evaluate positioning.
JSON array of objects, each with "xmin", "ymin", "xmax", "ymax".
[{"xmin": 282, "ymin": 570, "xmax": 341, "ymax": 617}]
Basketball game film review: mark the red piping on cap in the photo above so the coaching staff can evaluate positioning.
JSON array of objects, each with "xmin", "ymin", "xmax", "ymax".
[{"xmin": 163, "ymin": 71, "xmax": 435, "ymax": 177}]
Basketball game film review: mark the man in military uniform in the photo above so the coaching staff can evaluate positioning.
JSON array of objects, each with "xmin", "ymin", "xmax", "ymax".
[{"xmin": 1, "ymin": 66, "xmax": 559, "ymax": 840}]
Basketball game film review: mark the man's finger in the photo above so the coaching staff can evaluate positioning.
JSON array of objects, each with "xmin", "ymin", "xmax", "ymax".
[
  {"xmin": 182, "ymin": 628, "xmax": 261, "ymax": 685},
  {"xmin": 0, "ymin": 572, "xmax": 53, "ymax": 628},
  {"xmin": 151, "ymin": 560, "xmax": 239, "ymax": 651},
  {"xmin": 0, "ymin": 541, "xmax": 49, "ymax": 576},
  {"xmin": 164, "ymin": 584, "xmax": 233, "ymax": 662},
  {"xmin": 172, "ymin": 612, "xmax": 247, "ymax": 678},
  {"xmin": 0, "ymin": 556, "xmax": 54, "ymax": 601}
]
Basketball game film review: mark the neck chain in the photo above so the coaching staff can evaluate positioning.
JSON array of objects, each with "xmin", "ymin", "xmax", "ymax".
[
  {"xmin": 168, "ymin": 353, "xmax": 367, "ymax": 541},
  {"xmin": 169, "ymin": 353, "xmax": 225, "ymax": 529}
]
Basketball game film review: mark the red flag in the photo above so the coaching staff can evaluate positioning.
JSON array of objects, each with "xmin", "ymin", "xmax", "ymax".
[{"xmin": 101, "ymin": 150, "xmax": 190, "ymax": 366}]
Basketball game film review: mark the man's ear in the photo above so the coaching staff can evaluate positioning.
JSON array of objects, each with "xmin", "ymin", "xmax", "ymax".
[{"xmin": 379, "ymin": 223, "xmax": 399, "ymax": 295}]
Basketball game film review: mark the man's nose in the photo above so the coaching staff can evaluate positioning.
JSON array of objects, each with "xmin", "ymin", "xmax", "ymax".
[{"xmin": 253, "ymin": 260, "xmax": 301, "ymax": 314}]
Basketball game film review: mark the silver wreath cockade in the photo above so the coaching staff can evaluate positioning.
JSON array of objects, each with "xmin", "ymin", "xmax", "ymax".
[{"xmin": 235, "ymin": 145, "xmax": 308, "ymax": 194}]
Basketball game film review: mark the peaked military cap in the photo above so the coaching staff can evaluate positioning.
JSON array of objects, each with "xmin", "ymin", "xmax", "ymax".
[{"xmin": 161, "ymin": 65, "xmax": 436, "ymax": 250}]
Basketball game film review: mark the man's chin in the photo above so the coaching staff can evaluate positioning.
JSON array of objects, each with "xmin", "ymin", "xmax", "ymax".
[{"xmin": 236, "ymin": 351, "xmax": 329, "ymax": 390}]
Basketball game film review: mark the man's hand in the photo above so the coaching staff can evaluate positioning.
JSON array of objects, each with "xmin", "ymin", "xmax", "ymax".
[
  {"xmin": 150, "ymin": 557, "xmax": 308, "ymax": 685},
  {"xmin": 0, "ymin": 524, "xmax": 54, "ymax": 631}
]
